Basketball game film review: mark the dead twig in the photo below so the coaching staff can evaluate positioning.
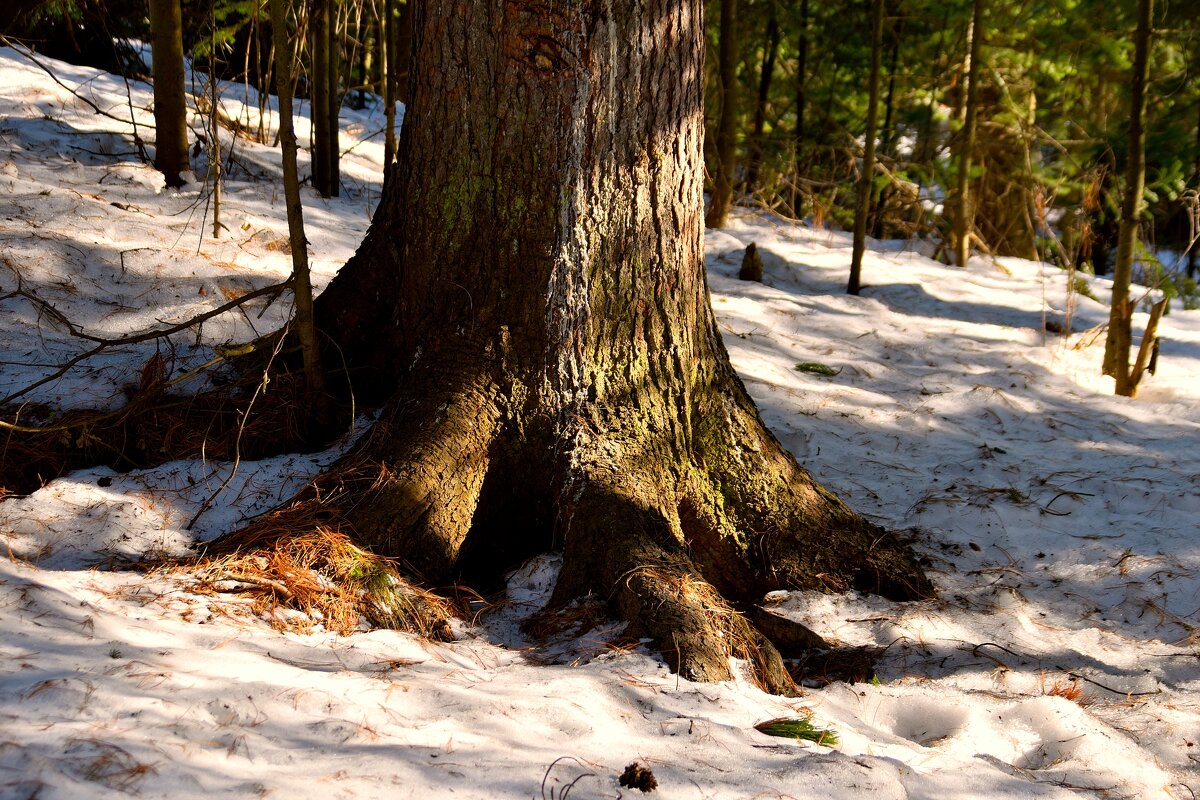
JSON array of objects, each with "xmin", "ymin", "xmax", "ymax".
[
  {"xmin": 0, "ymin": 36, "xmax": 154, "ymax": 131},
  {"xmin": 0, "ymin": 268, "xmax": 289, "ymax": 408},
  {"xmin": 185, "ymin": 324, "xmax": 289, "ymax": 530}
]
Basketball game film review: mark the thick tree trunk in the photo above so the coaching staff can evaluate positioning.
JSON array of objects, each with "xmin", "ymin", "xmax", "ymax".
[
  {"xmin": 313, "ymin": 0, "xmax": 930, "ymax": 692},
  {"xmin": 148, "ymin": 0, "xmax": 189, "ymax": 188}
]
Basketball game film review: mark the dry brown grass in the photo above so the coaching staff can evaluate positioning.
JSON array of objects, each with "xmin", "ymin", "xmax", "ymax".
[
  {"xmin": 1040, "ymin": 674, "xmax": 1093, "ymax": 706},
  {"xmin": 0, "ymin": 367, "xmax": 317, "ymax": 497},
  {"xmin": 165, "ymin": 519, "xmax": 456, "ymax": 640}
]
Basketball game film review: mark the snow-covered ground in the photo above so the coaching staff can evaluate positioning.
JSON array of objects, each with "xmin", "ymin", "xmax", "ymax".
[{"xmin": 1, "ymin": 45, "xmax": 1198, "ymax": 799}]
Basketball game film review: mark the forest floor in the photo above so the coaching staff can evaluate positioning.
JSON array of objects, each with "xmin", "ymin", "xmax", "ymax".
[{"xmin": 2, "ymin": 45, "xmax": 1199, "ymax": 800}]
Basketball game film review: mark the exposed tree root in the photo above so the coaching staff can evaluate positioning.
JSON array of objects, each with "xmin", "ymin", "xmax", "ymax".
[{"xmin": 3, "ymin": 345, "xmax": 933, "ymax": 695}]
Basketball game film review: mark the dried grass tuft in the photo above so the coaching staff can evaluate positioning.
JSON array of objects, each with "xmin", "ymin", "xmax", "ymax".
[
  {"xmin": 167, "ymin": 522, "xmax": 456, "ymax": 640},
  {"xmin": 1040, "ymin": 673, "xmax": 1093, "ymax": 706}
]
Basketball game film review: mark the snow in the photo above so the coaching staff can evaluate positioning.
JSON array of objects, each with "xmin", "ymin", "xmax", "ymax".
[{"xmin": 1, "ymin": 45, "xmax": 1198, "ymax": 799}]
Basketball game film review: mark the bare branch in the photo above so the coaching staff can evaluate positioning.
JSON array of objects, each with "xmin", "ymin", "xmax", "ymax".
[
  {"xmin": 0, "ymin": 36, "xmax": 156, "ymax": 131},
  {"xmin": 0, "ymin": 270, "xmax": 291, "ymax": 407}
]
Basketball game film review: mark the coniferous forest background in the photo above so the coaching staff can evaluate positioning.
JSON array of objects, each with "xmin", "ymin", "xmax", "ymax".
[{"xmin": 4, "ymin": 0, "xmax": 1198, "ymax": 286}]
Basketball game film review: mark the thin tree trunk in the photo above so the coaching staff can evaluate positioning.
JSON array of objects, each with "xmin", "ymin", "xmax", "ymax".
[
  {"xmin": 382, "ymin": 0, "xmax": 396, "ymax": 166},
  {"xmin": 791, "ymin": 0, "xmax": 810, "ymax": 216},
  {"xmin": 872, "ymin": 10, "xmax": 901, "ymax": 239},
  {"xmin": 148, "ymin": 0, "xmax": 188, "ymax": 188},
  {"xmin": 326, "ymin": 0, "xmax": 341, "ymax": 196},
  {"xmin": 705, "ymin": 0, "xmax": 738, "ymax": 228},
  {"xmin": 794, "ymin": 0, "xmax": 809, "ymax": 150},
  {"xmin": 746, "ymin": 7, "xmax": 780, "ymax": 193},
  {"xmin": 914, "ymin": 9, "xmax": 950, "ymax": 176},
  {"xmin": 311, "ymin": 0, "xmax": 331, "ymax": 196},
  {"xmin": 209, "ymin": 11, "xmax": 223, "ymax": 240},
  {"xmin": 1189, "ymin": 95, "xmax": 1199, "ymax": 279},
  {"xmin": 1104, "ymin": 0, "xmax": 1153, "ymax": 396},
  {"xmin": 848, "ymin": 0, "xmax": 884, "ymax": 295},
  {"xmin": 879, "ymin": 10, "xmax": 900, "ymax": 160},
  {"xmin": 952, "ymin": 0, "xmax": 984, "ymax": 267},
  {"xmin": 269, "ymin": 0, "xmax": 331, "ymax": 426}
]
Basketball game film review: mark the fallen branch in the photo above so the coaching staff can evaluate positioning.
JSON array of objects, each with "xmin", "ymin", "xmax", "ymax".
[
  {"xmin": 0, "ymin": 270, "xmax": 290, "ymax": 407},
  {"xmin": 0, "ymin": 36, "xmax": 155, "ymax": 131}
]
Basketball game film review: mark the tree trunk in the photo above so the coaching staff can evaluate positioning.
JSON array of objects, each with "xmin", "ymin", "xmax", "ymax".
[
  {"xmin": 326, "ymin": 0, "xmax": 341, "ymax": 197},
  {"xmin": 745, "ymin": 7, "xmax": 780, "ymax": 193},
  {"xmin": 705, "ymin": 0, "xmax": 738, "ymax": 228},
  {"xmin": 394, "ymin": 0, "xmax": 413, "ymax": 104},
  {"xmin": 382, "ymin": 0, "xmax": 396, "ymax": 166},
  {"xmin": 792, "ymin": 0, "xmax": 810, "ymax": 218},
  {"xmin": 311, "ymin": 0, "xmax": 931, "ymax": 693},
  {"xmin": 1103, "ymin": 0, "xmax": 1152, "ymax": 397},
  {"xmin": 872, "ymin": 10, "xmax": 901, "ymax": 240},
  {"xmin": 848, "ymin": 0, "xmax": 884, "ymax": 296},
  {"xmin": 951, "ymin": 0, "xmax": 984, "ymax": 267},
  {"xmin": 148, "ymin": 0, "xmax": 189, "ymax": 188},
  {"xmin": 208, "ymin": 11, "xmax": 224, "ymax": 240},
  {"xmin": 270, "ymin": 0, "xmax": 331, "ymax": 426},
  {"xmin": 1189, "ymin": 90, "xmax": 1199, "ymax": 280},
  {"xmin": 311, "ymin": 0, "xmax": 332, "ymax": 196}
]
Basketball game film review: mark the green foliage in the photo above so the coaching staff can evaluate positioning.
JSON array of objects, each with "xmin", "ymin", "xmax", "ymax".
[
  {"xmin": 1072, "ymin": 275, "xmax": 1098, "ymax": 302},
  {"xmin": 795, "ymin": 362, "xmax": 841, "ymax": 376},
  {"xmin": 1135, "ymin": 243, "xmax": 1200, "ymax": 311},
  {"xmin": 706, "ymin": 0, "xmax": 1199, "ymax": 266},
  {"xmin": 187, "ymin": 0, "xmax": 260, "ymax": 58},
  {"xmin": 755, "ymin": 716, "xmax": 840, "ymax": 746}
]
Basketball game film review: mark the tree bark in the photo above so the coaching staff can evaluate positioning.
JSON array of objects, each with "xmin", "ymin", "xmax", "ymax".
[
  {"xmin": 148, "ymin": 0, "xmax": 189, "ymax": 188},
  {"xmin": 311, "ymin": 0, "xmax": 332, "ymax": 196},
  {"xmin": 270, "ymin": 0, "xmax": 331, "ymax": 425},
  {"xmin": 951, "ymin": 0, "xmax": 984, "ymax": 268},
  {"xmin": 1103, "ymin": 0, "xmax": 1153, "ymax": 396},
  {"xmin": 848, "ymin": 0, "xmax": 884, "ymax": 296},
  {"xmin": 790, "ymin": 0, "xmax": 810, "ymax": 217},
  {"xmin": 382, "ymin": 0, "xmax": 397, "ymax": 166},
  {"xmin": 310, "ymin": 0, "xmax": 931, "ymax": 692},
  {"xmin": 394, "ymin": 0, "xmax": 412, "ymax": 104},
  {"xmin": 326, "ymin": 0, "xmax": 341, "ymax": 196},
  {"xmin": 705, "ymin": 0, "xmax": 738, "ymax": 228},
  {"xmin": 745, "ymin": 8, "xmax": 780, "ymax": 193}
]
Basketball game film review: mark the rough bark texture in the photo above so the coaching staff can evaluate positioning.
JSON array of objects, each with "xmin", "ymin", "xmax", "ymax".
[
  {"xmin": 314, "ymin": 0, "xmax": 931, "ymax": 692},
  {"xmin": 148, "ymin": 0, "xmax": 188, "ymax": 188}
]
